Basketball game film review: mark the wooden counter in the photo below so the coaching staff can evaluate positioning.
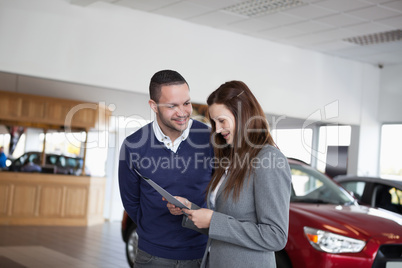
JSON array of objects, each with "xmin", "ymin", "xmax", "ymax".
[{"xmin": 0, "ymin": 172, "xmax": 105, "ymax": 226}]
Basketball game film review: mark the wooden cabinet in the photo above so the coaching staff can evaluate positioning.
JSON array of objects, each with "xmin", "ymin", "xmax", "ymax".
[
  {"xmin": 0, "ymin": 90, "xmax": 109, "ymax": 130},
  {"xmin": 0, "ymin": 94, "xmax": 22, "ymax": 118},
  {"xmin": 0, "ymin": 172, "xmax": 105, "ymax": 226}
]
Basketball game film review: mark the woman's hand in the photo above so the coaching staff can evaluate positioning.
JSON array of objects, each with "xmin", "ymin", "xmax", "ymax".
[
  {"xmin": 163, "ymin": 196, "xmax": 191, "ymax": 216},
  {"xmin": 182, "ymin": 208, "xmax": 213, "ymax": 229}
]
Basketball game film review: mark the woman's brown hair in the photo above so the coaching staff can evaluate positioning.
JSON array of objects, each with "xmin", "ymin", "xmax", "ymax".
[{"xmin": 207, "ymin": 81, "xmax": 276, "ymax": 201}]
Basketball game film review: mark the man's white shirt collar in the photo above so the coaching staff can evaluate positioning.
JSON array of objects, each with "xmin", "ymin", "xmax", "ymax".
[{"xmin": 152, "ymin": 119, "xmax": 193, "ymax": 153}]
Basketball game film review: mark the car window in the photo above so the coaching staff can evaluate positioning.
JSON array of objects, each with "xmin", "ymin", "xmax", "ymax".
[
  {"xmin": 339, "ymin": 181, "xmax": 366, "ymax": 201},
  {"xmin": 47, "ymin": 155, "xmax": 57, "ymax": 165},
  {"xmin": 290, "ymin": 164, "xmax": 354, "ymax": 205},
  {"xmin": 15, "ymin": 154, "xmax": 28, "ymax": 166},
  {"xmin": 66, "ymin": 158, "xmax": 79, "ymax": 168},
  {"xmin": 374, "ymin": 185, "xmax": 402, "ymax": 214},
  {"xmin": 28, "ymin": 153, "xmax": 40, "ymax": 165},
  {"xmin": 291, "ymin": 169, "xmax": 323, "ymax": 196},
  {"xmin": 58, "ymin": 156, "xmax": 66, "ymax": 167},
  {"xmin": 391, "ymin": 187, "xmax": 402, "ymax": 206}
]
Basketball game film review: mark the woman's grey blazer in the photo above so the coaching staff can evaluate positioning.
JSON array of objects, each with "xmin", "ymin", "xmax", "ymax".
[{"xmin": 184, "ymin": 145, "xmax": 292, "ymax": 268}]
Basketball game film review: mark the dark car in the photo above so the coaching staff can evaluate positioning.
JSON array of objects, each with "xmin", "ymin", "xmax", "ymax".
[
  {"xmin": 122, "ymin": 159, "xmax": 402, "ymax": 268},
  {"xmin": 334, "ymin": 175, "xmax": 402, "ymax": 215},
  {"xmin": 9, "ymin": 151, "xmax": 85, "ymax": 175}
]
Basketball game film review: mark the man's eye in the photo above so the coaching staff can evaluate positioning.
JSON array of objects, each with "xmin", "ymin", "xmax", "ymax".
[{"xmin": 184, "ymin": 102, "xmax": 191, "ymax": 106}]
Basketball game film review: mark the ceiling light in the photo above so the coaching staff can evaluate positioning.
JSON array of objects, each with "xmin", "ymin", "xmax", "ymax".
[
  {"xmin": 224, "ymin": 0, "xmax": 305, "ymax": 17},
  {"xmin": 343, "ymin": 30, "xmax": 402, "ymax": 46}
]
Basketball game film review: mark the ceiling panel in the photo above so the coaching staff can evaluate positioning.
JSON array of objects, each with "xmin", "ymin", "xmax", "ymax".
[
  {"xmin": 346, "ymin": 5, "xmax": 401, "ymax": 21},
  {"xmin": 258, "ymin": 25, "xmax": 305, "ymax": 39},
  {"xmin": 376, "ymin": 14, "xmax": 402, "ymax": 28},
  {"xmin": 378, "ymin": 0, "xmax": 402, "ymax": 10},
  {"xmin": 282, "ymin": 4, "xmax": 337, "ymax": 19},
  {"xmin": 313, "ymin": 0, "xmax": 372, "ymax": 12},
  {"xmin": 314, "ymin": 13, "xmax": 366, "ymax": 27},
  {"xmin": 364, "ymin": 0, "xmax": 397, "ymax": 4},
  {"xmin": 344, "ymin": 22, "xmax": 394, "ymax": 35},
  {"xmin": 370, "ymin": 40, "xmax": 402, "ymax": 53},
  {"xmin": 286, "ymin": 20, "xmax": 334, "ymax": 34},
  {"xmin": 186, "ymin": 0, "xmax": 243, "ymax": 9},
  {"xmin": 255, "ymin": 12, "xmax": 305, "ymax": 26}
]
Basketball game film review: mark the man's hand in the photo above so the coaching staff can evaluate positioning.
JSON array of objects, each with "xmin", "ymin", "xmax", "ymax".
[{"xmin": 163, "ymin": 196, "xmax": 190, "ymax": 215}]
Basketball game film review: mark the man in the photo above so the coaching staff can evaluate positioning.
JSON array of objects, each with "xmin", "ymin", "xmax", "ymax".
[{"xmin": 119, "ymin": 70, "xmax": 213, "ymax": 267}]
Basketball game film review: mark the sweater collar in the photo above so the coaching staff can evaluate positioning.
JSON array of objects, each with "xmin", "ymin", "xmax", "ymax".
[{"xmin": 152, "ymin": 119, "xmax": 193, "ymax": 152}]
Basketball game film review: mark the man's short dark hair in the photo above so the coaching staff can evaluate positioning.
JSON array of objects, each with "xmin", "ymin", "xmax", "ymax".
[{"xmin": 149, "ymin": 70, "xmax": 188, "ymax": 102}]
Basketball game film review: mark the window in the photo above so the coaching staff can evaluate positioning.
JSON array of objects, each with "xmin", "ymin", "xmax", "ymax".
[
  {"xmin": 340, "ymin": 181, "xmax": 366, "ymax": 200},
  {"xmin": 0, "ymin": 132, "xmax": 10, "ymax": 154},
  {"xmin": 289, "ymin": 163, "xmax": 353, "ymax": 205},
  {"xmin": 374, "ymin": 185, "xmax": 402, "ymax": 214},
  {"xmin": 380, "ymin": 124, "xmax": 402, "ymax": 179},
  {"xmin": 57, "ymin": 156, "xmax": 66, "ymax": 167},
  {"xmin": 390, "ymin": 187, "xmax": 402, "ymax": 206},
  {"xmin": 272, "ymin": 128, "xmax": 313, "ymax": 164},
  {"xmin": 291, "ymin": 167, "xmax": 323, "ymax": 196},
  {"xmin": 28, "ymin": 153, "xmax": 40, "ymax": 165},
  {"xmin": 42, "ymin": 131, "xmax": 84, "ymax": 157},
  {"xmin": 47, "ymin": 155, "xmax": 57, "ymax": 165}
]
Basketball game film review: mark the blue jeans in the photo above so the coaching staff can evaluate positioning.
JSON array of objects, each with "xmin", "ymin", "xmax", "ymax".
[{"xmin": 134, "ymin": 249, "xmax": 202, "ymax": 268}]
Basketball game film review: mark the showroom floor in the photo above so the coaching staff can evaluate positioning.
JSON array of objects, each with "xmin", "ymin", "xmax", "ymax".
[{"xmin": 0, "ymin": 221, "xmax": 129, "ymax": 268}]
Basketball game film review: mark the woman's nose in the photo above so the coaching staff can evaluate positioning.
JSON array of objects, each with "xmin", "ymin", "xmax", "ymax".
[{"xmin": 216, "ymin": 124, "xmax": 222, "ymax": 133}]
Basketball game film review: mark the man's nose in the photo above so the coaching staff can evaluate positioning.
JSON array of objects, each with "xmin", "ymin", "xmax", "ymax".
[{"xmin": 175, "ymin": 106, "xmax": 186, "ymax": 116}]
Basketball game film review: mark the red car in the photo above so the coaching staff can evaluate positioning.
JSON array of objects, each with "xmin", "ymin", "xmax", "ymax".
[
  {"xmin": 277, "ymin": 159, "xmax": 402, "ymax": 268},
  {"xmin": 122, "ymin": 159, "xmax": 402, "ymax": 268}
]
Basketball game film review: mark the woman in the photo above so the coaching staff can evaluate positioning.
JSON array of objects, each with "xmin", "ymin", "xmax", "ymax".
[{"xmin": 167, "ymin": 80, "xmax": 292, "ymax": 268}]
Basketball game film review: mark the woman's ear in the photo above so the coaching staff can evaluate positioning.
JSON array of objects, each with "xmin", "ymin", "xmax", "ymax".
[{"xmin": 149, "ymin": 100, "xmax": 158, "ymax": 114}]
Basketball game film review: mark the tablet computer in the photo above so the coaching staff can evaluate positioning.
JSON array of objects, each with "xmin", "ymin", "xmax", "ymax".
[{"xmin": 132, "ymin": 168, "xmax": 190, "ymax": 210}]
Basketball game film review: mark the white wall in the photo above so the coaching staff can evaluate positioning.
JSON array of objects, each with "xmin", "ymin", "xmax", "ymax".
[
  {"xmin": 379, "ymin": 64, "xmax": 402, "ymax": 123},
  {"xmin": 356, "ymin": 65, "xmax": 381, "ymax": 176}
]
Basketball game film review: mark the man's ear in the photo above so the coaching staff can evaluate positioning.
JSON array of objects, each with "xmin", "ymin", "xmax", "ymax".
[{"xmin": 149, "ymin": 99, "xmax": 158, "ymax": 114}]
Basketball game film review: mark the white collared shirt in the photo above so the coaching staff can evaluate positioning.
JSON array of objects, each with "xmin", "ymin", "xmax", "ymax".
[
  {"xmin": 152, "ymin": 119, "xmax": 193, "ymax": 153},
  {"xmin": 210, "ymin": 168, "xmax": 228, "ymax": 209}
]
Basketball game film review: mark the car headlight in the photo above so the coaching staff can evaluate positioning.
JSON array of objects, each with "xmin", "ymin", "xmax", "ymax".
[{"xmin": 304, "ymin": 226, "xmax": 366, "ymax": 253}]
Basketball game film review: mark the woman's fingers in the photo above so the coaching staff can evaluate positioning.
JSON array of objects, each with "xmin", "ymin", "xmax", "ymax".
[{"xmin": 186, "ymin": 209, "xmax": 213, "ymax": 228}]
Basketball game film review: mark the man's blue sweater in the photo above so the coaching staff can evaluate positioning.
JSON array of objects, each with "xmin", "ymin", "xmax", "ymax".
[{"xmin": 119, "ymin": 120, "xmax": 213, "ymax": 260}]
